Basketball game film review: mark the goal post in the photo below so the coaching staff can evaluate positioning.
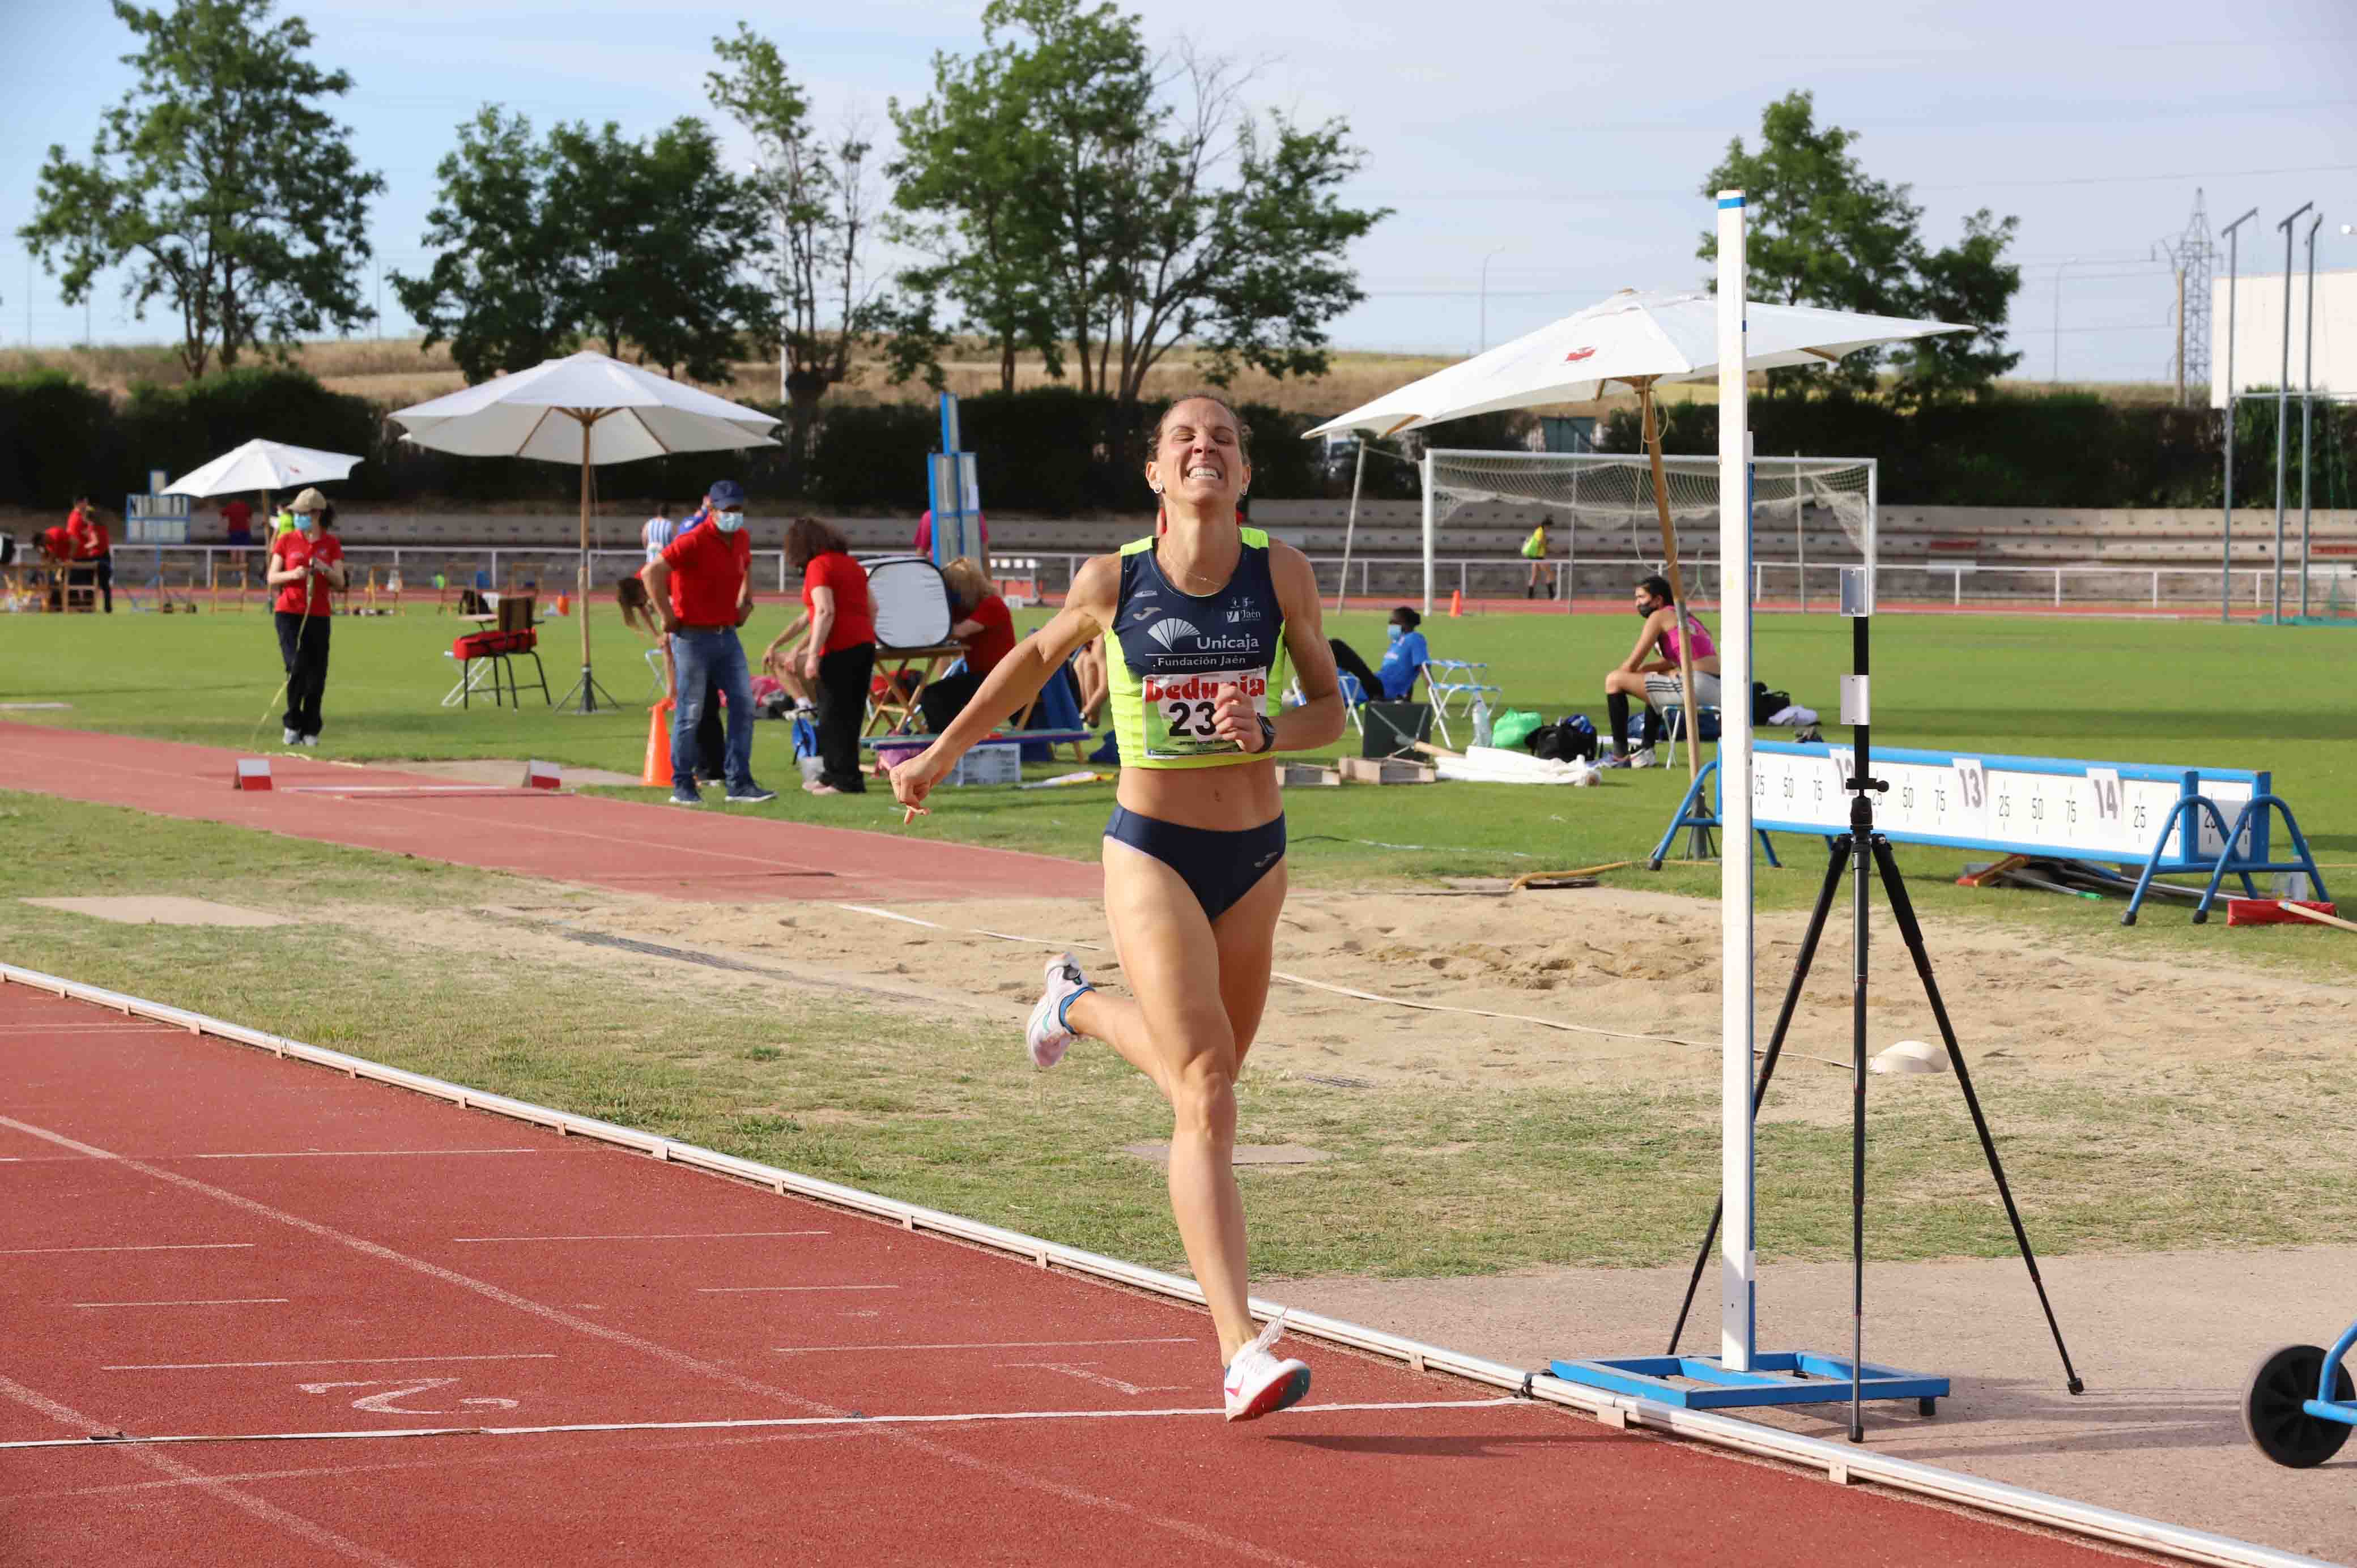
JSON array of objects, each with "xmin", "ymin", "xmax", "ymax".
[{"xmin": 1419, "ymin": 448, "xmax": 1877, "ymax": 610}]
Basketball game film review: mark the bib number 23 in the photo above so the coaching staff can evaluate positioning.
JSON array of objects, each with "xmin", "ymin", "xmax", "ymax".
[{"xmin": 1163, "ymin": 698, "xmax": 1220, "ymax": 739}]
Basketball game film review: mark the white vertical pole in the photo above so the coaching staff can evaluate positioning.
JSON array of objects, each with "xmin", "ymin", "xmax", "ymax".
[
  {"xmin": 1794, "ymin": 455, "xmax": 1806, "ymax": 613},
  {"xmin": 1336, "ymin": 438, "xmax": 1367, "ymax": 612},
  {"xmin": 1716, "ymin": 189, "xmax": 1756, "ymax": 1374},
  {"xmin": 1420, "ymin": 451, "xmax": 1436, "ymax": 615}
]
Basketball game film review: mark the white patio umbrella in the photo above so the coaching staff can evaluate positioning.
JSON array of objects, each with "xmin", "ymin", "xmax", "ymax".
[
  {"xmin": 163, "ymin": 438, "xmax": 364, "ymax": 509},
  {"xmin": 389, "ymin": 351, "xmax": 780, "ymax": 714},
  {"xmin": 1307, "ymin": 289, "xmax": 1964, "ymax": 778}
]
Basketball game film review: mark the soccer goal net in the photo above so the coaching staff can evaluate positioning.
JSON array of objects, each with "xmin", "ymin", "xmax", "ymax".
[{"xmin": 1422, "ymin": 449, "xmax": 1876, "ymax": 611}]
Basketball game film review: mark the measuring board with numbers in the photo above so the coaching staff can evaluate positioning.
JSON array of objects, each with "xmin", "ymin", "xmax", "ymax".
[{"xmin": 1747, "ymin": 742, "xmax": 2266, "ymax": 865}]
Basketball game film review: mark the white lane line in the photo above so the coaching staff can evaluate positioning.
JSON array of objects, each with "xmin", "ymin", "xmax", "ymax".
[
  {"xmin": 776, "ymin": 1337, "xmax": 1196, "ymax": 1354},
  {"xmin": 0, "ymin": 1022, "xmax": 163, "ymax": 1034},
  {"xmin": 695, "ymin": 1285, "xmax": 898, "ymax": 1295},
  {"xmin": 0, "ymin": 1370, "xmax": 409, "ymax": 1566},
  {"xmin": 0, "ymin": 1112, "xmax": 1305, "ymax": 1568},
  {"xmin": 107, "ymin": 1354, "xmax": 557, "ymax": 1371},
  {"xmin": 1, "ymin": 1243, "xmax": 254, "ymax": 1255},
  {"xmin": 180, "ymin": 1148, "xmax": 540, "ymax": 1161},
  {"xmin": 75, "ymin": 1298, "xmax": 288, "ymax": 1309},
  {"xmin": 0, "ymin": 1397, "xmax": 1526, "ymax": 1450},
  {"xmin": 449, "ymin": 1230, "xmax": 826, "ymax": 1243}
]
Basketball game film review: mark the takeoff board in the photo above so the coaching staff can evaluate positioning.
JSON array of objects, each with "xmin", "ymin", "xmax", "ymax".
[{"xmin": 1747, "ymin": 742, "xmax": 2266, "ymax": 867}]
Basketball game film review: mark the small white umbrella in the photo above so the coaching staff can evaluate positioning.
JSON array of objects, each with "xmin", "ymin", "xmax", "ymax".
[
  {"xmin": 163, "ymin": 438, "xmax": 363, "ymax": 506},
  {"xmin": 1307, "ymin": 289, "xmax": 1964, "ymax": 777},
  {"xmin": 389, "ymin": 351, "xmax": 780, "ymax": 714}
]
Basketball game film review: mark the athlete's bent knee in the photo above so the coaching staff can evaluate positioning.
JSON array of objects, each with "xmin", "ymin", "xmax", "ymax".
[{"xmin": 1169, "ymin": 1060, "xmax": 1237, "ymax": 1144}]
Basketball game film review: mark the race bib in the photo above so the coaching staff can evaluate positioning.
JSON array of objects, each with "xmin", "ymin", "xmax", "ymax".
[{"xmin": 1141, "ymin": 669, "xmax": 1266, "ymax": 759}]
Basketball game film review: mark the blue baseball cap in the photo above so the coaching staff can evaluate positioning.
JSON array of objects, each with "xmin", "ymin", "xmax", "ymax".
[{"xmin": 707, "ymin": 479, "xmax": 746, "ymax": 508}]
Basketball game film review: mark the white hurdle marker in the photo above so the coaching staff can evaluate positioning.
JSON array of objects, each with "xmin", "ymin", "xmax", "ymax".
[
  {"xmin": 522, "ymin": 760, "xmax": 562, "ymax": 791},
  {"xmin": 232, "ymin": 758, "xmax": 273, "ymax": 792}
]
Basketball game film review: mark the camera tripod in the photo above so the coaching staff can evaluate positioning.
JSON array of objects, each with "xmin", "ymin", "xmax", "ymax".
[{"xmin": 1665, "ymin": 616, "xmax": 2084, "ymax": 1441}]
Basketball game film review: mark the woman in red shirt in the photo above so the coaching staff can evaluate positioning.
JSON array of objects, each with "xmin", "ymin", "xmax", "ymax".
[
  {"xmin": 68, "ymin": 502, "xmax": 116, "ymax": 613},
  {"xmin": 767, "ymin": 517, "xmax": 877, "ymax": 796},
  {"xmin": 917, "ymin": 556, "xmax": 1015, "ymax": 734},
  {"xmin": 263, "ymin": 489, "xmax": 346, "ymax": 745}
]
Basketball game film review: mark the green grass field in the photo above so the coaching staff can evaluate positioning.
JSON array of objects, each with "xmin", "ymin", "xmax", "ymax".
[{"xmin": 5, "ymin": 596, "xmax": 2349, "ymax": 953}]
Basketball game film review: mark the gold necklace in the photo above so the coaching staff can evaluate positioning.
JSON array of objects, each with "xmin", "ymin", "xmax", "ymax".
[{"xmin": 1158, "ymin": 543, "xmax": 1234, "ymax": 591}]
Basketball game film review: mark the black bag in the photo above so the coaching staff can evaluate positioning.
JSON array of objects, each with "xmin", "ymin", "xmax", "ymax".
[
  {"xmin": 1528, "ymin": 719, "xmax": 1598, "ymax": 763},
  {"xmin": 1751, "ymin": 681, "xmax": 1792, "ymax": 725}
]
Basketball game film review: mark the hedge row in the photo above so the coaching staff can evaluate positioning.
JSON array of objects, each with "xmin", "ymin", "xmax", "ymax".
[
  {"xmin": 5, "ymin": 367, "xmax": 2346, "ymax": 514},
  {"xmin": 1597, "ymin": 390, "xmax": 2355, "ymax": 510}
]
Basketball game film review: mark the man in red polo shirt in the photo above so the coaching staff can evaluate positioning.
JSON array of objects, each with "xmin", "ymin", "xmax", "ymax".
[{"xmin": 639, "ymin": 478, "xmax": 773, "ymax": 807}]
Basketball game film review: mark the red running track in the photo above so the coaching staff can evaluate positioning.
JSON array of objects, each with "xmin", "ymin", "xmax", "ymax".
[
  {"xmin": 0, "ymin": 723, "xmax": 1099, "ymax": 904},
  {"xmin": 0, "ymin": 981, "xmax": 2150, "ymax": 1567}
]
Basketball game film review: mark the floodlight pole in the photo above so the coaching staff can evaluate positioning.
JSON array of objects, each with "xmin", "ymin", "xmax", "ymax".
[
  {"xmin": 2274, "ymin": 204, "xmax": 2313, "ymax": 624},
  {"xmin": 2300, "ymin": 211, "xmax": 2322, "ymax": 620},
  {"xmin": 2219, "ymin": 207, "xmax": 2259, "ymax": 623},
  {"xmin": 1714, "ymin": 190, "xmax": 1756, "ymax": 1377}
]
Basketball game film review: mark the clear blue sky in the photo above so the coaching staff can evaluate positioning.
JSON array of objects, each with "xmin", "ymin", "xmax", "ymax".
[{"xmin": 3, "ymin": 0, "xmax": 2351, "ymax": 385}]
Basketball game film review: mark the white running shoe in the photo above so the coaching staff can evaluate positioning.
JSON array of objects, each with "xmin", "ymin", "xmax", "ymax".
[
  {"xmin": 1025, "ymin": 951, "xmax": 1091, "ymax": 1069},
  {"xmin": 1223, "ymin": 1312, "xmax": 1312, "ymax": 1422},
  {"xmin": 283, "ymin": 727, "xmax": 301, "ymax": 746},
  {"xmin": 1628, "ymin": 746, "xmax": 1658, "ymax": 769}
]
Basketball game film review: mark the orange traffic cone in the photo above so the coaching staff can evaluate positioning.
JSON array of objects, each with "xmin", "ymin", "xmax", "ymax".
[
  {"xmin": 1449, "ymin": 588, "xmax": 1463, "ymax": 617},
  {"xmin": 641, "ymin": 698, "xmax": 674, "ymax": 786}
]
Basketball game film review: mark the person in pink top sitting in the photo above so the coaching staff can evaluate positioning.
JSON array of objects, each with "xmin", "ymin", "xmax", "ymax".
[{"xmin": 1601, "ymin": 573, "xmax": 1721, "ymax": 768}]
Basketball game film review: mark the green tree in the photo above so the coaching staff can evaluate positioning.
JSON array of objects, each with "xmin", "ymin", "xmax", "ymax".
[
  {"xmin": 390, "ymin": 107, "xmax": 575, "ymax": 383},
  {"xmin": 397, "ymin": 110, "xmax": 768, "ymax": 385},
  {"xmin": 546, "ymin": 117, "xmax": 769, "ymax": 382},
  {"xmin": 887, "ymin": 41, "xmax": 1065, "ymax": 393},
  {"xmin": 1701, "ymin": 91, "xmax": 2020, "ymax": 400},
  {"xmin": 889, "ymin": 0, "xmax": 1387, "ymax": 412},
  {"xmin": 19, "ymin": 0, "xmax": 383, "ymax": 378},
  {"xmin": 709, "ymin": 24, "xmax": 901, "ymax": 446}
]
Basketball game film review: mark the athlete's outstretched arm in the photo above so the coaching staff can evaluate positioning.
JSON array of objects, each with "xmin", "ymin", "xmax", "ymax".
[
  {"xmin": 1262, "ymin": 543, "xmax": 1346, "ymax": 752},
  {"xmin": 890, "ymin": 553, "xmax": 1117, "ymax": 812}
]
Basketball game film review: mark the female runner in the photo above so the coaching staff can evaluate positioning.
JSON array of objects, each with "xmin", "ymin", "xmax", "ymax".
[{"xmin": 890, "ymin": 395, "xmax": 1345, "ymax": 1421}]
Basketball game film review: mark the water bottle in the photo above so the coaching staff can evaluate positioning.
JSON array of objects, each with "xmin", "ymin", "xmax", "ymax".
[{"xmin": 1471, "ymin": 694, "xmax": 1493, "ymax": 749}]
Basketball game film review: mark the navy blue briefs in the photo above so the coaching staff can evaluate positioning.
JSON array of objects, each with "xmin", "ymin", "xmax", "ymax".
[{"xmin": 1104, "ymin": 806, "xmax": 1287, "ymax": 922}]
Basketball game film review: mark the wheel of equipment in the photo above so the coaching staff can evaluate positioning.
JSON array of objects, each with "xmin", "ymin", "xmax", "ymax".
[{"xmin": 2242, "ymin": 1344, "xmax": 2354, "ymax": 1469}]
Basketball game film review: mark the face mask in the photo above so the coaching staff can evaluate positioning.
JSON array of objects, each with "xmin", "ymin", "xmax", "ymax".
[
  {"xmin": 297, "ymin": 514, "xmax": 320, "ymax": 535},
  {"xmin": 1386, "ymin": 624, "xmax": 1402, "ymax": 644},
  {"xmin": 1635, "ymin": 599, "xmax": 1656, "ymax": 617},
  {"xmin": 714, "ymin": 510, "xmax": 744, "ymax": 534}
]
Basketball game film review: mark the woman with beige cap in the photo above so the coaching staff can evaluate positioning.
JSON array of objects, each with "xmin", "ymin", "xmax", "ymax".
[{"xmin": 264, "ymin": 488, "xmax": 346, "ymax": 745}]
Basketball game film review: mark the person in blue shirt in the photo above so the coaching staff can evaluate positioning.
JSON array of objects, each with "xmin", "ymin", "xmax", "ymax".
[{"xmin": 1326, "ymin": 606, "xmax": 1428, "ymax": 706}]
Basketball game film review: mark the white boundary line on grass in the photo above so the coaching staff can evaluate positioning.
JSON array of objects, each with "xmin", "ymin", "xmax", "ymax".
[{"xmin": 0, "ymin": 962, "xmax": 2327, "ymax": 1568}]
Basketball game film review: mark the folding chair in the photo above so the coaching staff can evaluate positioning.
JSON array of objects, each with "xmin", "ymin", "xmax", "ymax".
[
  {"xmin": 1660, "ymin": 701, "xmax": 1722, "ymax": 745},
  {"xmin": 444, "ymin": 627, "xmax": 551, "ymax": 708},
  {"xmin": 1420, "ymin": 658, "xmax": 1500, "ymax": 748},
  {"xmin": 1286, "ymin": 671, "xmax": 1365, "ymax": 734}
]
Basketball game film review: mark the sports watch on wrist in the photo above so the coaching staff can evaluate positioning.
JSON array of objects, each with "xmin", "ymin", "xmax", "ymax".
[{"xmin": 1255, "ymin": 715, "xmax": 1277, "ymax": 755}]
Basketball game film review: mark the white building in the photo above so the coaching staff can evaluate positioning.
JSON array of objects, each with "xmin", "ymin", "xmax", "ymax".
[{"xmin": 2211, "ymin": 267, "xmax": 2357, "ymax": 408}]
